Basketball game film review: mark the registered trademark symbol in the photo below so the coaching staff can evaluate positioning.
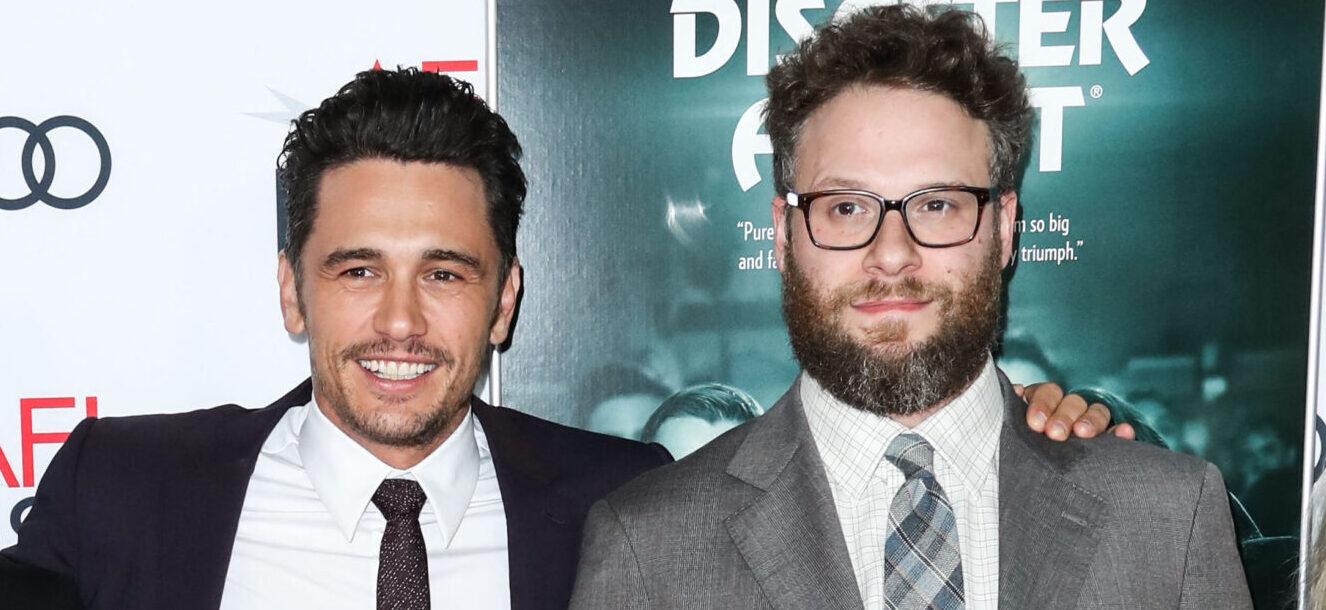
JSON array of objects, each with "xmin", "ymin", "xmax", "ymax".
[{"xmin": 1089, "ymin": 84, "xmax": 1104, "ymax": 99}]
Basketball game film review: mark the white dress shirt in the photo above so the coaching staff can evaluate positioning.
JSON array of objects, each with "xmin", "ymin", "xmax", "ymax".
[
  {"xmin": 219, "ymin": 398, "xmax": 510, "ymax": 609},
  {"xmin": 803, "ymin": 358, "xmax": 1003, "ymax": 609}
]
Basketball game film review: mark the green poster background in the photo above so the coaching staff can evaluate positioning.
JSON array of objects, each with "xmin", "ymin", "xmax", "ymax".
[{"xmin": 498, "ymin": 1, "xmax": 1319, "ymax": 602}]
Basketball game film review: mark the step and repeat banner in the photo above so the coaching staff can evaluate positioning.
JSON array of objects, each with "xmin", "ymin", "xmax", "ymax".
[
  {"xmin": 496, "ymin": 1, "xmax": 1320, "ymax": 606},
  {"xmin": 0, "ymin": 1, "xmax": 491, "ymax": 547}
]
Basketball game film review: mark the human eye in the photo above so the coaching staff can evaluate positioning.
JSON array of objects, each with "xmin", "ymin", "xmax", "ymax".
[
  {"xmin": 832, "ymin": 201, "xmax": 866, "ymax": 216},
  {"xmin": 428, "ymin": 269, "xmax": 463, "ymax": 283},
  {"xmin": 911, "ymin": 192, "xmax": 969, "ymax": 216},
  {"xmin": 918, "ymin": 198, "xmax": 954, "ymax": 213},
  {"xmin": 821, "ymin": 195, "xmax": 875, "ymax": 218},
  {"xmin": 341, "ymin": 267, "xmax": 377, "ymax": 279}
]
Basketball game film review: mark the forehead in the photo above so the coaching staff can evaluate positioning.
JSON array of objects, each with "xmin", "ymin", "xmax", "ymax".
[
  {"xmin": 795, "ymin": 85, "xmax": 991, "ymax": 193},
  {"xmin": 310, "ymin": 159, "xmax": 495, "ymax": 256}
]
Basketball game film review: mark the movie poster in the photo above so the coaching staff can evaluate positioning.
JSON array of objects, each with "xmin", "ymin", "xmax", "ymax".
[{"xmin": 497, "ymin": 2, "xmax": 1320, "ymax": 604}]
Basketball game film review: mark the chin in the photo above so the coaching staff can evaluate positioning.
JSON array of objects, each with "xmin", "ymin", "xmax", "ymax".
[{"xmin": 353, "ymin": 404, "xmax": 452, "ymax": 448}]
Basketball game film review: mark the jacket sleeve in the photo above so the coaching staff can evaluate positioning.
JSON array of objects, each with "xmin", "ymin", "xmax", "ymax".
[
  {"xmin": 0, "ymin": 416, "xmax": 97, "ymax": 576},
  {"xmin": 570, "ymin": 498, "xmax": 649, "ymax": 610},
  {"xmin": 1179, "ymin": 463, "xmax": 1253, "ymax": 609}
]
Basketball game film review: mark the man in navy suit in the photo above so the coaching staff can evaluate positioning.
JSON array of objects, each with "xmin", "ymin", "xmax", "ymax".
[{"xmin": 2, "ymin": 68, "xmax": 669, "ymax": 610}]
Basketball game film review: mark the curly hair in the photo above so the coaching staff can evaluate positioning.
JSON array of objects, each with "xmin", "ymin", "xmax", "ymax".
[
  {"xmin": 765, "ymin": 5, "xmax": 1032, "ymax": 194},
  {"xmin": 278, "ymin": 67, "xmax": 526, "ymax": 283}
]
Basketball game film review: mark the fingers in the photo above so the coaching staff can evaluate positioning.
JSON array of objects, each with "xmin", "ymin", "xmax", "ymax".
[
  {"xmin": 1070, "ymin": 403, "xmax": 1112, "ymax": 439},
  {"xmin": 1110, "ymin": 422, "xmax": 1137, "ymax": 441},
  {"xmin": 1043, "ymin": 394, "xmax": 1088, "ymax": 441},
  {"xmin": 1012, "ymin": 383, "xmax": 1025, "ymax": 398},
  {"xmin": 1023, "ymin": 382, "xmax": 1065, "ymax": 434}
]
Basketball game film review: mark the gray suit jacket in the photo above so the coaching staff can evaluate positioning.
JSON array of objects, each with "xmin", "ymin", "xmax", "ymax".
[{"xmin": 571, "ymin": 374, "xmax": 1252, "ymax": 609}]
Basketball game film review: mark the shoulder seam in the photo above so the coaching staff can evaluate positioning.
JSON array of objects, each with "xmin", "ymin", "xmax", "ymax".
[
  {"xmin": 605, "ymin": 497, "xmax": 652, "ymax": 607},
  {"xmin": 1176, "ymin": 463, "xmax": 1212, "ymax": 604}
]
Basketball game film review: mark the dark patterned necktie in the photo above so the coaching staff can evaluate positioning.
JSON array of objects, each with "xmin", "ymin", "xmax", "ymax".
[
  {"xmin": 882, "ymin": 433, "xmax": 965, "ymax": 610},
  {"xmin": 373, "ymin": 479, "xmax": 430, "ymax": 610}
]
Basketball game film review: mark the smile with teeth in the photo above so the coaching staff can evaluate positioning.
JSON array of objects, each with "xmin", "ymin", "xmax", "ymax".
[{"xmin": 357, "ymin": 359, "xmax": 438, "ymax": 381}]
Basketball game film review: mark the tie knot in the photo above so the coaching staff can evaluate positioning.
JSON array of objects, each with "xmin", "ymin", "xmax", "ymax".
[
  {"xmin": 372, "ymin": 479, "xmax": 427, "ymax": 522},
  {"xmin": 885, "ymin": 433, "xmax": 936, "ymax": 479}
]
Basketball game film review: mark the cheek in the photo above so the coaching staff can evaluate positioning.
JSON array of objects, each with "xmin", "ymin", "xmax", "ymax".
[
  {"xmin": 792, "ymin": 245, "xmax": 862, "ymax": 287},
  {"xmin": 305, "ymin": 291, "xmax": 374, "ymax": 337},
  {"xmin": 932, "ymin": 239, "xmax": 997, "ymax": 283},
  {"xmin": 422, "ymin": 294, "xmax": 498, "ymax": 345}
]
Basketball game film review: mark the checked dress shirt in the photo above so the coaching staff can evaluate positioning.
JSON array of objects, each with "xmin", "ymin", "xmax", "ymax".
[{"xmin": 803, "ymin": 358, "xmax": 1003, "ymax": 609}]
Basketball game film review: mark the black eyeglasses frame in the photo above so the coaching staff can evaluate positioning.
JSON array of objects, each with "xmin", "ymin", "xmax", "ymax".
[{"xmin": 786, "ymin": 185, "xmax": 996, "ymax": 250}]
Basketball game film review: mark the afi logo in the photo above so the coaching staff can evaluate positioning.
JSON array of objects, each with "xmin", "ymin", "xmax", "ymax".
[
  {"xmin": 0, "ymin": 396, "xmax": 98, "ymax": 488},
  {"xmin": 5, "ymin": 396, "xmax": 97, "ymax": 534},
  {"xmin": 0, "ymin": 116, "xmax": 112, "ymax": 211}
]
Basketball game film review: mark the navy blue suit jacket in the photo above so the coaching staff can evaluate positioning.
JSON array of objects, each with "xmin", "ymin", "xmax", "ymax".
[{"xmin": 2, "ymin": 380, "xmax": 670, "ymax": 609}]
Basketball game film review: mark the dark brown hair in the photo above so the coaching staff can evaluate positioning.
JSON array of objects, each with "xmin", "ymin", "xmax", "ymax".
[
  {"xmin": 279, "ymin": 67, "xmax": 525, "ymax": 282},
  {"xmin": 765, "ymin": 5, "xmax": 1032, "ymax": 193}
]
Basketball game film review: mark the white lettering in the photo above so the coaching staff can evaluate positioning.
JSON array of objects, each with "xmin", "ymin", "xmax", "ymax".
[
  {"xmin": 1029, "ymin": 86, "xmax": 1085, "ymax": 172},
  {"xmin": 1019, "ymin": 0, "xmax": 1074, "ymax": 67},
  {"xmin": 747, "ymin": 0, "xmax": 771, "ymax": 75},
  {"xmin": 733, "ymin": 98, "xmax": 772, "ymax": 191},
  {"xmin": 1079, "ymin": 1, "xmax": 1104, "ymax": 66},
  {"xmin": 775, "ymin": 0, "xmax": 822, "ymax": 45},
  {"xmin": 834, "ymin": 0, "xmax": 957, "ymax": 24},
  {"xmin": 958, "ymin": 0, "xmax": 1018, "ymax": 36},
  {"xmin": 1098, "ymin": 0, "xmax": 1149, "ymax": 75},
  {"xmin": 672, "ymin": 0, "xmax": 743, "ymax": 78}
]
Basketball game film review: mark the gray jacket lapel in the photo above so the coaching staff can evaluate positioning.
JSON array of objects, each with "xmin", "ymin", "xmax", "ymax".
[
  {"xmin": 723, "ymin": 382, "xmax": 864, "ymax": 610},
  {"xmin": 997, "ymin": 372, "xmax": 1107, "ymax": 608}
]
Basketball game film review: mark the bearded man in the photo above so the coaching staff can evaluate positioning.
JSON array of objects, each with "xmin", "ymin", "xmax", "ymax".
[{"xmin": 570, "ymin": 6, "xmax": 1251, "ymax": 609}]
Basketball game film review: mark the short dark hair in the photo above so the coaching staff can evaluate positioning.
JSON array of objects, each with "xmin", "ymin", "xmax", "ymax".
[
  {"xmin": 278, "ymin": 67, "xmax": 526, "ymax": 281},
  {"xmin": 640, "ymin": 383, "xmax": 763, "ymax": 443},
  {"xmin": 765, "ymin": 5, "xmax": 1032, "ymax": 194}
]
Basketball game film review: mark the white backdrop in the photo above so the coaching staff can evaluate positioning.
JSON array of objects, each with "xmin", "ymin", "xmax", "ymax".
[{"xmin": 0, "ymin": 0, "xmax": 490, "ymax": 547}]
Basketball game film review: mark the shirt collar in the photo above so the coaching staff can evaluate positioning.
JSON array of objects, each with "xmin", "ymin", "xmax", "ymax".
[
  {"xmin": 297, "ymin": 396, "xmax": 481, "ymax": 546},
  {"xmin": 802, "ymin": 357, "xmax": 1003, "ymax": 496}
]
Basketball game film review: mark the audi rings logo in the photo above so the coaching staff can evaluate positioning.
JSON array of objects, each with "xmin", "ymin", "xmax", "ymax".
[{"xmin": 0, "ymin": 116, "xmax": 111, "ymax": 211}]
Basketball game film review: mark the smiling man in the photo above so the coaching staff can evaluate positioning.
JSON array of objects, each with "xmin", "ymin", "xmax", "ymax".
[
  {"xmin": 572, "ymin": 6, "xmax": 1251, "ymax": 609},
  {"xmin": 1, "ymin": 69, "xmax": 669, "ymax": 610}
]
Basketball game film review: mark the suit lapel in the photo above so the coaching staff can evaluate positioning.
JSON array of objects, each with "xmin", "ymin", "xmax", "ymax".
[
  {"xmin": 996, "ymin": 373, "xmax": 1106, "ymax": 608},
  {"xmin": 472, "ymin": 399, "xmax": 580, "ymax": 610},
  {"xmin": 157, "ymin": 380, "xmax": 311, "ymax": 609},
  {"xmin": 724, "ymin": 383, "xmax": 863, "ymax": 610}
]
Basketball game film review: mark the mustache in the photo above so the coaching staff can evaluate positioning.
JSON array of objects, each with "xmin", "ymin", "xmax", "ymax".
[
  {"xmin": 340, "ymin": 338, "xmax": 454, "ymax": 367},
  {"xmin": 830, "ymin": 275, "xmax": 952, "ymax": 308}
]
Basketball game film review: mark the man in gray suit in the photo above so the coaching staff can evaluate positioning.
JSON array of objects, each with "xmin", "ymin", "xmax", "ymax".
[{"xmin": 571, "ymin": 6, "xmax": 1251, "ymax": 609}]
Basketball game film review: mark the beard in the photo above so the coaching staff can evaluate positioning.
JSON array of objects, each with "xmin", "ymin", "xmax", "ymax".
[
  {"xmin": 781, "ymin": 239, "xmax": 1004, "ymax": 417},
  {"xmin": 314, "ymin": 337, "xmax": 471, "ymax": 448}
]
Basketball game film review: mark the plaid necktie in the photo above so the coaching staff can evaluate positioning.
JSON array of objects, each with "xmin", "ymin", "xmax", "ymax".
[
  {"xmin": 882, "ymin": 433, "xmax": 965, "ymax": 610},
  {"xmin": 373, "ymin": 479, "xmax": 430, "ymax": 610}
]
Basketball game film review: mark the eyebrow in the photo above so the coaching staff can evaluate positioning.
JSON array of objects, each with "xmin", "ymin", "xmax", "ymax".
[
  {"xmin": 321, "ymin": 247, "xmax": 381, "ymax": 270},
  {"xmin": 319, "ymin": 247, "xmax": 483, "ymax": 271},
  {"xmin": 812, "ymin": 176, "xmax": 874, "ymax": 191},
  {"xmin": 421, "ymin": 248, "xmax": 482, "ymax": 270},
  {"xmin": 810, "ymin": 177, "xmax": 972, "ymax": 192}
]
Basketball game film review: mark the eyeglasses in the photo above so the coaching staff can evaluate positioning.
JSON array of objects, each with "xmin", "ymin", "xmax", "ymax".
[{"xmin": 786, "ymin": 186, "xmax": 994, "ymax": 250}]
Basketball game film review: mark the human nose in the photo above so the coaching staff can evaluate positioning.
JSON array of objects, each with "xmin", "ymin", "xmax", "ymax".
[
  {"xmin": 373, "ymin": 276, "xmax": 427, "ymax": 341},
  {"xmin": 861, "ymin": 210, "xmax": 922, "ymax": 277}
]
